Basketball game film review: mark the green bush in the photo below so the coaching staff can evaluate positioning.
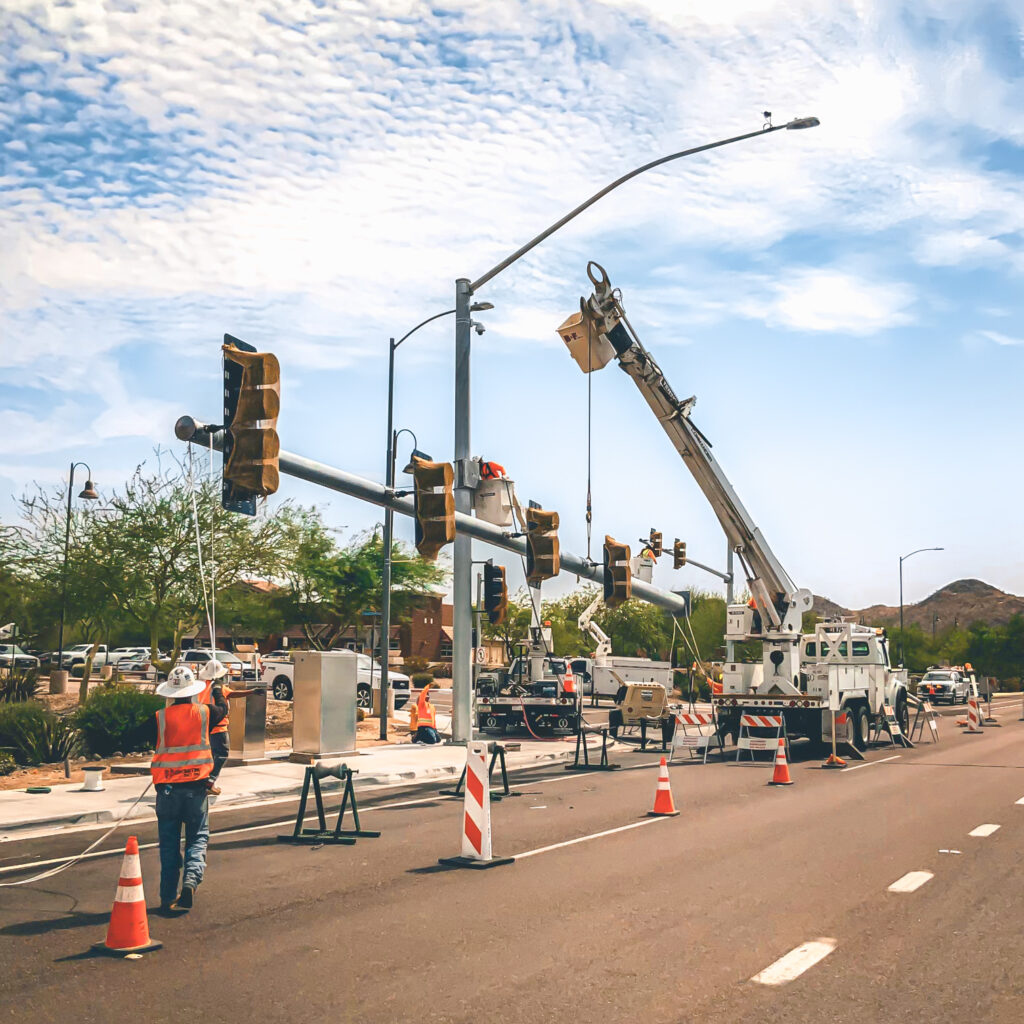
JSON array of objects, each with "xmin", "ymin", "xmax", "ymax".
[
  {"xmin": 74, "ymin": 684, "xmax": 164, "ymax": 756},
  {"xmin": 404, "ymin": 656, "xmax": 430, "ymax": 675},
  {"xmin": 0, "ymin": 750, "xmax": 16, "ymax": 775},
  {"xmin": 0, "ymin": 703, "xmax": 51, "ymax": 764},
  {"xmin": 8, "ymin": 711, "xmax": 81, "ymax": 765},
  {"xmin": 0, "ymin": 668, "xmax": 41, "ymax": 703},
  {"xmin": 411, "ymin": 673, "xmax": 434, "ymax": 688},
  {"xmin": 430, "ymin": 665, "xmax": 450, "ymax": 679}
]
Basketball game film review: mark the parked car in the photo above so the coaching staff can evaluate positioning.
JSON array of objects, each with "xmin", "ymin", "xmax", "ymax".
[
  {"xmin": 57, "ymin": 643, "xmax": 117, "ymax": 671},
  {"xmin": 174, "ymin": 649, "xmax": 247, "ymax": 682},
  {"xmin": 110, "ymin": 646, "xmax": 151, "ymax": 666},
  {"xmin": 918, "ymin": 668, "xmax": 970, "ymax": 705},
  {"xmin": 118, "ymin": 650, "xmax": 170, "ymax": 681},
  {"xmin": 0, "ymin": 645, "xmax": 41, "ymax": 671},
  {"xmin": 261, "ymin": 650, "xmax": 411, "ymax": 708}
]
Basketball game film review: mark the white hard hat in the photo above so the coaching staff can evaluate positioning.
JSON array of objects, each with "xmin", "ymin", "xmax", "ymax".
[
  {"xmin": 198, "ymin": 658, "xmax": 228, "ymax": 681},
  {"xmin": 156, "ymin": 665, "xmax": 205, "ymax": 699}
]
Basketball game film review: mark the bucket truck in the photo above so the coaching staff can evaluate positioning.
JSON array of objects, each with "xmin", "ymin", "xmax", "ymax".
[{"xmin": 557, "ymin": 262, "xmax": 910, "ymax": 754}]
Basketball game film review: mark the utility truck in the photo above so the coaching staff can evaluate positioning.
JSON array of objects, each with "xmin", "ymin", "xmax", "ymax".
[{"xmin": 559, "ymin": 262, "xmax": 910, "ymax": 755}]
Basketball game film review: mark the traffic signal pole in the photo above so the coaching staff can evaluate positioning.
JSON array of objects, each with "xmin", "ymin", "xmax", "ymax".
[{"xmin": 174, "ymin": 417, "xmax": 691, "ymax": 619}]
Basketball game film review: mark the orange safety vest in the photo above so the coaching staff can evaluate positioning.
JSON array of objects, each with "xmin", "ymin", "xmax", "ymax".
[
  {"xmin": 196, "ymin": 680, "xmax": 231, "ymax": 734},
  {"xmin": 151, "ymin": 704, "xmax": 213, "ymax": 785},
  {"xmin": 416, "ymin": 691, "xmax": 436, "ymax": 729}
]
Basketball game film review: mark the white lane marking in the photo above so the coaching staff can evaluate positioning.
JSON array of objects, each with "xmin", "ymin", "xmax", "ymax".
[
  {"xmin": 969, "ymin": 823, "xmax": 1000, "ymax": 837},
  {"xmin": 750, "ymin": 938, "xmax": 838, "ymax": 986},
  {"xmin": 529, "ymin": 806, "xmax": 547, "ymax": 810},
  {"xmin": 938, "ymin": 849, "xmax": 962, "ymax": 855},
  {"xmin": 513, "ymin": 817, "xmax": 669, "ymax": 860},
  {"xmin": 888, "ymin": 870, "xmax": 934, "ymax": 893},
  {"xmin": 840, "ymin": 755, "xmax": 901, "ymax": 773},
  {"xmin": 1015, "ymin": 798, "xmax": 1024, "ymax": 806}
]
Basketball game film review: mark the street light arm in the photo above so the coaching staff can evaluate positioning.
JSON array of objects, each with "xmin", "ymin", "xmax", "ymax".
[
  {"xmin": 470, "ymin": 120, "xmax": 810, "ymax": 292},
  {"xmin": 901, "ymin": 546, "xmax": 944, "ymax": 563},
  {"xmin": 394, "ymin": 308, "xmax": 457, "ymax": 349}
]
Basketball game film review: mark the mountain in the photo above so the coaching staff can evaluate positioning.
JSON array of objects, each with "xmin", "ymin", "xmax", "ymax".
[{"xmin": 812, "ymin": 579, "xmax": 1024, "ymax": 630}]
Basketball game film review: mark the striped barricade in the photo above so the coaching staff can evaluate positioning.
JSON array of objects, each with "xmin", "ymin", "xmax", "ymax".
[
  {"xmin": 438, "ymin": 741, "xmax": 513, "ymax": 869},
  {"xmin": 670, "ymin": 711, "xmax": 725, "ymax": 764},
  {"xmin": 736, "ymin": 714, "xmax": 787, "ymax": 763}
]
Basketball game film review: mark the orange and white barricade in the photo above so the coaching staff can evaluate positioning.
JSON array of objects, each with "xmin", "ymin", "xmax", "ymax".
[
  {"xmin": 670, "ymin": 711, "xmax": 725, "ymax": 764},
  {"xmin": 438, "ymin": 741, "xmax": 512, "ymax": 870},
  {"xmin": 736, "ymin": 714, "xmax": 787, "ymax": 763},
  {"xmin": 965, "ymin": 695, "xmax": 983, "ymax": 734}
]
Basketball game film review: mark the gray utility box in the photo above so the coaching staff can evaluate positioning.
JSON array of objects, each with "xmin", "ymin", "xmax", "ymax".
[
  {"xmin": 290, "ymin": 650, "xmax": 358, "ymax": 763},
  {"xmin": 226, "ymin": 686, "xmax": 268, "ymax": 766}
]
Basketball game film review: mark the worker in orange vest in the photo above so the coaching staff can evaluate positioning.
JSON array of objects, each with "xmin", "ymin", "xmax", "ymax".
[
  {"xmin": 413, "ymin": 682, "xmax": 440, "ymax": 744},
  {"xmin": 196, "ymin": 660, "xmax": 260, "ymax": 795},
  {"xmin": 152, "ymin": 666, "xmax": 227, "ymax": 913}
]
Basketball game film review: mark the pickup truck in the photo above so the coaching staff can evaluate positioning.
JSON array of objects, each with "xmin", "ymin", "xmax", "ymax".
[{"xmin": 260, "ymin": 651, "xmax": 412, "ymax": 708}]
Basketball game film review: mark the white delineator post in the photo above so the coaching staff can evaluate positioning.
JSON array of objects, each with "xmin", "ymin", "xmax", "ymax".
[{"xmin": 439, "ymin": 741, "xmax": 513, "ymax": 869}]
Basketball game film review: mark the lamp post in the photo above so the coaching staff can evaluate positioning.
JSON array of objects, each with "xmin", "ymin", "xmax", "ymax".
[
  {"xmin": 380, "ymin": 305, "xmax": 493, "ymax": 740},
  {"xmin": 451, "ymin": 115, "xmax": 820, "ymax": 743},
  {"xmin": 898, "ymin": 546, "xmax": 943, "ymax": 666},
  {"xmin": 57, "ymin": 462, "xmax": 99, "ymax": 670}
]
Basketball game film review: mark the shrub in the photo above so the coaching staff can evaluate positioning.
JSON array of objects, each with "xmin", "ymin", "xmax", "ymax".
[
  {"xmin": 0, "ymin": 750, "xmax": 15, "ymax": 775},
  {"xmin": 431, "ymin": 664, "xmax": 451, "ymax": 679},
  {"xmin": 0, "ymin": 703, "xmax": 51, "ymax": 764},
  {"xmin": 0, "ymin": 668, "xmax": 41, "ymax": 703},
  {"xmin": 8, "ymin": 712, "xmax": 81, "ymax": 765},
  {"xmin": 411, "ymin": 673, "xmax": 434, "ymax": 688},
  {"xmin": 404, "ymin": 656, "xmax": 430, "ymax": 675},
  {"xmin": 73, "ymin": 684, "xmax": 164, "ymax": 756}
]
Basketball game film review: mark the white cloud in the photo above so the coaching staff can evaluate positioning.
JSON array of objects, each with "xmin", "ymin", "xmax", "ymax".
[{"xmin": 976, "ymin": 329, "xmax": 1024, "ymax": 346}]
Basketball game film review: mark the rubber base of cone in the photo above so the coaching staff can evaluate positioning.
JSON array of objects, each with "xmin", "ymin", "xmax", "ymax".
[
  {"xmin": 437, "ymin": 855, "xmax": 514, "ymax": 870},
  {"xmin": 768, "ymin": 778, "xmax": 794, "ymax": 786},
  {"xmin": 647, "ymin": 809, "xmax": 680, "ymax": 817},
  {"xmin": 91, "ymin": 938, "xmax": 162, "ymax": 957},
  {"xmin": 822, "ymin": 756, "xmax": 846, "ymax": 769}
]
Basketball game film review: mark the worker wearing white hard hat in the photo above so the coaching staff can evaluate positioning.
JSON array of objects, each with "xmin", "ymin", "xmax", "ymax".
[
  {"xmin": 151, "ymin": 664, "xmax": 228, "ymax": 913},
  {"xmin": 194, "ymin": 655, "xmax": 259, "ymax": 794}
]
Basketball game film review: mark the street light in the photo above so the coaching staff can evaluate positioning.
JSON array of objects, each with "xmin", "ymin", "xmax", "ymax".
[
  {"xmin": 450, "ymin": 115, "xmax": 820, "ymax": 743},
  {"xmin": 898, "ymin": 546, "xmax": 943, "ymax": 666},
  {"xmin": 378, "ymin": 306, "xmax": 492, "ymax": 740},
  {"xmin": 57, "ymin": 462, "xmax": 99, "ymax": 671}
]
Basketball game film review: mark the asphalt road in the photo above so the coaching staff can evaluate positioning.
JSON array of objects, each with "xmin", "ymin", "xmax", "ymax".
[{"xmin": 1, "ymin": 696, "xmax": 1022, "ymax": 1023}]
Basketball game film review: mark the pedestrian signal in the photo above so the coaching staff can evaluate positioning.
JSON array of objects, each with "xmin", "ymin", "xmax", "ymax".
[
  {"xmin": 673, "ymin": 539, "xmax": 687, "ymax": 570},
  {"xmin": 525, "ymin": 507, "xmax": 560, "ymax": 585},
  {"xmin": 482, "ymin": 561, "xmax": 508, "ymax": 625},
  {"xmin": 222, "ymin": 335, "xmax": 280, "ymax": 515},
  {"xmin": 603, "ymin": 535, "xmax": 631, "ymax": 608},
  {"xmin": 412, "ymin": 457, "xmax": 455, "ymax": 561},
  {"xmin": 649, "ymin": 529, "xmax": 663, "ymax": 559}
]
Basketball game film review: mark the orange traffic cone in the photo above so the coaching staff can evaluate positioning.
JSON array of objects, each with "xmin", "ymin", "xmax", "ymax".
[
  {"xmin": 769, "ymin": 737, "xmax": 793, "ymax": 786},
  {"xmin": 647, "ymin": 757, "xmax": 679, "ymax": 817},
  {"xmin": 92, "ymin": 836, "xmax": 162, "ymax": 956}
]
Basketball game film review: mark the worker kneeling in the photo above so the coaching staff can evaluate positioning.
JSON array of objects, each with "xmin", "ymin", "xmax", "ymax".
[
  {"xmin": 412, "ymin": 682, "xmax": 440, "ymax": 745},
  {"xmin": 152, "ymin": 667, "xmax": 227, "ymax": 912}
]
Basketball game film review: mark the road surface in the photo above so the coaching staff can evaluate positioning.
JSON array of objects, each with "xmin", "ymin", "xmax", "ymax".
[{"xmin": 1, "ymin": 697, "xmax": 1022, "ymax": 1023}]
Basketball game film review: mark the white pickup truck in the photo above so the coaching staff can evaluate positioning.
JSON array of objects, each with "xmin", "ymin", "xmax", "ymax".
[{"xmin": 260, "ymin": 651, "xmax": 412, "ymax": 708}]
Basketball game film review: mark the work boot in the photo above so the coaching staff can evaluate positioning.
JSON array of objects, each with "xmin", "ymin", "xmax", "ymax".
[{"xmin": 173, "ymin": 884, "xmax": 195, "ymax": 910}]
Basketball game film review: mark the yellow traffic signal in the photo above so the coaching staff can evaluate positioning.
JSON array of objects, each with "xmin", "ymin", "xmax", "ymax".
[
  {"xmin": 649, "ymin": 529, "xmax": 663, "ymax": 559},
  {"xmin": 483, "ymin": 561, "xmax": 508, "ymax": 625},
  {"xmin": 412, "ymin": 457, "xmax": 455, "ymax": 561},
  {"xmin": 673, "ymin": 539, "xmax": 687, "ymax": 570},
  {"xmin": 603, "ymin": 535, "xmax": 631, "ymax": 608},
  {"xmin": 222, "ymin": 336, "xmax": 280, "ymax": 514},
  {"xmin": 525, "ymin": 507, "xmax": 560, "ymax": 585}
]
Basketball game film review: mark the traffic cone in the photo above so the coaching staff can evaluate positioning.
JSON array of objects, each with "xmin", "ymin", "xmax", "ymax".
[
  {"xmin": 769, "ymin": 737, "xmax": 793, "ymax": 786},
  {"xmin": 647, "ymin": 757, "xmax": 679, "ymax": 817},
  {"xmin": 92, "ymin": 836, "xmax": 162, "ymax": 956}
]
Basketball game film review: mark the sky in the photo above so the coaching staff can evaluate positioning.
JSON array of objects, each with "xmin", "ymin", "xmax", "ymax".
[{"xmin": 1, "ymin": 0, "xmax": 1022, "ymax": 611}]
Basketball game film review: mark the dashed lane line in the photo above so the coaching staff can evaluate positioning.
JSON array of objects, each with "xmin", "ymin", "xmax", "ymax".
[
  {"xmin": 512, "ymin": 817, "xmax": 670, "ymax": 861},
  {"xmin": 750, "ymin": 938, "xmax": 838, "ymax": 986},
  {"xmin": 888, "ymin": 870, "xmax": 934, "ymax": 893},
  {"xmin": 840, "ymin": 754, "xmax": 901, "ymax": 773},
  {"xmin": 968, "ymin": 823, "xmax": 1001, "ymax": 837},
  {"xmin": 1016, "ymin": 798, "xmax": 1024, "ymax": 806}
]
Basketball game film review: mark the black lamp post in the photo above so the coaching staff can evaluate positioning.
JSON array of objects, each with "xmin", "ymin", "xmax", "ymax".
[{"xmin": 57, "ymin": 462, "xmax": 99, "ymax": 671}]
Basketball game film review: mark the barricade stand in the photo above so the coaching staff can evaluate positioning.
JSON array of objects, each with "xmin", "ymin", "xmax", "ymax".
[
  {"xmin": 441, "ymin": 741, "xmax": 521, "ymax": 798},
  {"xmin": 439, "ymin": 741, "xmax": 513, "ymax": 870},
  {"xmin": 565, "ymin": 723, "xmax": 620, "ymax": 772},
  {"xmin": 277, "ymin": 763, "xmax": 380, "ymax": 844},
  {"xmin": 871, "ymin": 705, "xmax": 914, "ymax": 749},
  {"xmin": 670, "ymin": 712, "xmax": 725, "ymax": 765},
  {"xmin": 909, "ymin": 699, "xmax": 940, "ymax": 744},
  {"xmin": 736, "ymin": 714, "xmax": 787, "ymax": 763},
  {"xmin": 822, "ymin": 710, "xmax": 847, "ymax": 769}
]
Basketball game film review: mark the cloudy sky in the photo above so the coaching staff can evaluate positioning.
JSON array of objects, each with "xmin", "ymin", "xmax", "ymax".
[{"xmin": 2, "ymin": 0, "xmax": 1022, "ymax": 609}]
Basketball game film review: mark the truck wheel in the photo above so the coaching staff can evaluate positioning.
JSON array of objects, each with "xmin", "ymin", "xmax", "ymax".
[
  {"xmin": 896, "ymin": 695, "xmax": 910, "ymax": 736},
  {"xmin": 848, "ymin": 705, "xmax": 869, "ymax": 751},
  {"xmin": 357, "ymin": 684, "xmax": 372, "ymax": 709},
  {"xmin": 272, "ymin": 676, "xmax": 293, "ymax": 701}
]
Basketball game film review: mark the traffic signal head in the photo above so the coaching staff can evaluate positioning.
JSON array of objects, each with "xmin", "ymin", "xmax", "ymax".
[
  {"xmin": 483, "ymin": 561, "xmax": 508, "ymax": 625},
  {"xmin": 412, "ymin": 457, "xmax": 455, "ymax": 561},
  {"xmin": 673, "ymin": 538, "xmax": 687, "ymax": 570},
  {"xmin": 222, "ymin": 335, "xmax": 281, "ymax": 515},
  {"xmin": 649, "ymin": 529, "xmax": 663, "ymax": 559},
  {"xmin": 525, "ymin": 507, "xmax": 560, "ymax": 585},
  {"xmin": 603, "ymin": 535, "xmax": 631, "ymax": 608}
]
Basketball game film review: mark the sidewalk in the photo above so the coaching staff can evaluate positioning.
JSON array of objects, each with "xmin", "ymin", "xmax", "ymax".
[{"xmin": 0, "ymin": 733, "xmax": 611, "ymax": 841}]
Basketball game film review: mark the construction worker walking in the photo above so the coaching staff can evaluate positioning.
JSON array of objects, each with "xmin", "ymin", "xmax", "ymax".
[{"xmin": 152, "ymin": 666, "xmax": 227, "ymax": 913}]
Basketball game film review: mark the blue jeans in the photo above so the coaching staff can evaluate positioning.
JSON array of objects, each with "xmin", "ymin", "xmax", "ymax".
[
  {"xmin": 156, "ymin": 782, "xmax": 210, "ymax": 904},
  {"xmin": 415, "ymin": 726, "xmax": 440, "ymax": 744}
]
